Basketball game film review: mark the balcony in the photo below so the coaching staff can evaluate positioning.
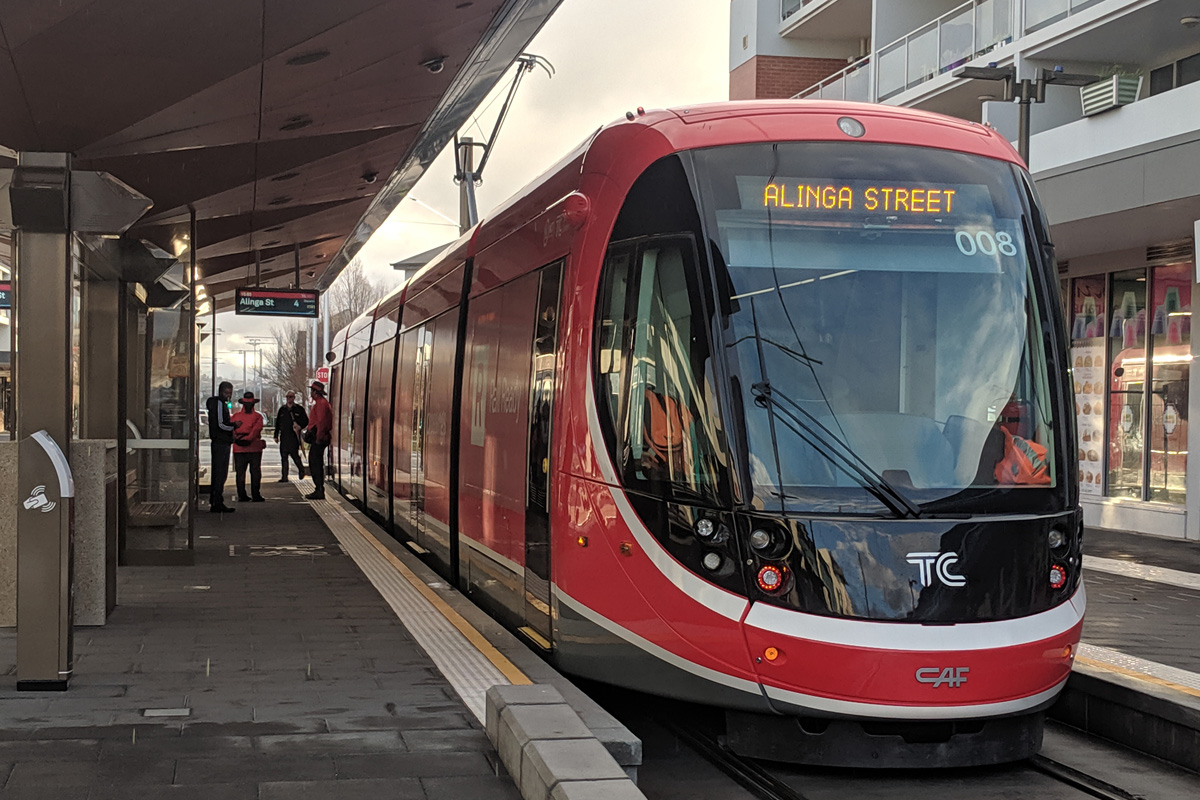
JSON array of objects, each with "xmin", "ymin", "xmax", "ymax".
[
  {"xmin": 780, "ymin": 0, "xmax": 872, "ymax": 41},
  {"xmin": 793, "ymin": 0, "xmax": 1015, "ymax": 103},
  {"xmin": 877, "ymin": 0, "xmax": 1014, "ymax": 100},
  {"xmin": 1024, "ymin": 0, "xmax": 1105, "ymax": 33},
  {"xmin": 797, "ymin": 56, "xmax": 871, "ymax": 101}
]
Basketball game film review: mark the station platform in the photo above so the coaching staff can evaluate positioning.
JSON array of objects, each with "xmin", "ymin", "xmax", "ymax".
[
  {"xmin": 2, "ymin": 480, "xmax": 1200, "ymax": 795},
  {"xmin": 0, "ymin": 474, "xmax": 526, "ymax": 799}
]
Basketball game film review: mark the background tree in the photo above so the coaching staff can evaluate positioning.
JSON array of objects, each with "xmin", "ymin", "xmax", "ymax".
[
  {"xmin": 327, "ymin": 258, "xmax": 386, "ymax": 333},
  {"xmin": 261, "ymin": 322, "xmax": 312, "ymax": 399}
]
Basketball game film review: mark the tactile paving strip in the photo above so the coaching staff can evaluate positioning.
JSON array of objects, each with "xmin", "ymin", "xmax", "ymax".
[
  {"xmin": 1084, "ymin": 555, "xmax": 1200, "ymax": 591},
  {"xmin": 296, "ymin": 480, "xmax": 511, "ymax": 723},
  {"xmin": 1078, "ymin": 643, "xmax": 1200, "ymax": 695}
]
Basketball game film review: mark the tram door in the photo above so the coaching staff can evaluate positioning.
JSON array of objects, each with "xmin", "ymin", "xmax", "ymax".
[{"xmin": 523, "ymin": 263, "xmax": 563, "ymax": 647}]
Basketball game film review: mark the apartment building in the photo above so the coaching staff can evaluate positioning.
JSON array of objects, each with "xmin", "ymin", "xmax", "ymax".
[{"xmin": 730, "ymin": 0, "xmax": 1200, "ymax": 540}]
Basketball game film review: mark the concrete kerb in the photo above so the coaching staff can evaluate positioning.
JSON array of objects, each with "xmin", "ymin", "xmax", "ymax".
[
  {"xmin": 1050, "ymin": 660, "xmax": 1200, "ymax": 773},
  {"xmin": 488, "ymin": 685, "xmax": 647, "ymax": 800}
]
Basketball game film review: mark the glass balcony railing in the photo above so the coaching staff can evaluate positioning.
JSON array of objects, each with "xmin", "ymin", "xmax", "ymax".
[
  {"xmin": 1024, "ymin": 0, "xmax": 1102, "ymax": 33},
  {"xmin": 781, "ymin": 0, "xmax": 820, "ymax": 22},
  {"xmin": 796, "ymin": 55, "xmax": 871, "ymax": 101},
  {"xmin": 876, "ymin": 0, "xmax": 1014, "ymax": 101}
]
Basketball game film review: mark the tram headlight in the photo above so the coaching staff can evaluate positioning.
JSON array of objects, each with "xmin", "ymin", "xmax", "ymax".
[
  {"xmin": 1049, "ymin": 563, "xmax": 1068, "ymax": 590},
  {"xmin": 749, "ymin": 529, "xmax": 772, "ymax": 551},
  {"xmin": 702, "ymin": 551, "xmax": 723, "ymax": 572},
  {"xmin": 694, "ymin": 518, "xmax": 728, "ymax": 544},
  {"xmin": 1048, "ymin": 527, "xmax": 1067, "ymax": 550}
]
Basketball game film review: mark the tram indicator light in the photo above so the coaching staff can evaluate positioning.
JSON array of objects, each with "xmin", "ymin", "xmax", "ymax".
[{"xmin": 1049, "ymin": 564, "xmax": 1067, "ymax": 589}]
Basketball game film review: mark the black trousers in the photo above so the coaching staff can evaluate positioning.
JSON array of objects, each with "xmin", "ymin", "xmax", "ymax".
[
  {"xmin": 210, "ymin": 440, "xmax": 232, "ymax": 508},
  {"xmin": 279, "ymin": 444, "xmax": 305, "ymax": 479},
  {"xmin": 234, "ymin": 451, "xmax": 263, "ymax": 500},
  {"xmin": 308, "ymin": 442, "xmax": 327, "ymax": 497}
]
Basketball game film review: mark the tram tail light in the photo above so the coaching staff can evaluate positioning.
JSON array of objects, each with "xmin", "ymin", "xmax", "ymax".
[
  {"xmin": 757, "ymin": 565, "xmax": 787, "ymax": 593},
  {"xmin": 1049, "ymin": 563, "xmax": 1067, "ymax": 589}
]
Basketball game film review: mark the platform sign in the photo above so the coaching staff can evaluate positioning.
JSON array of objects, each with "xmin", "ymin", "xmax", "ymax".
[
  {"xmin": 0, "ymin": 281, "xmax": 10, "ymax": 309},
  {"xmin": 235, "ymin": 287, "xmax": 319, "ymax": 318}
]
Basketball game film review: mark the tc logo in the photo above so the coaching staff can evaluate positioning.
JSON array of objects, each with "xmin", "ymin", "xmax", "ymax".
[
  {"xmin": 23, "ymin": 485, "xmax": 56, "ymax": 513},
  {"xmin": 906, "ymin": 551, "xmax": 966, "ymax": 587},
  {"xmin": 916, "ymin": 667, "xmax": 969, "ymax": 688}
]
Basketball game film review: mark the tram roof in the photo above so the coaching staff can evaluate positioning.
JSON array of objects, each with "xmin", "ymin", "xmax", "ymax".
[{"xmin": 0, "ymin": 1, "xmax": 563, "ymax": 311}]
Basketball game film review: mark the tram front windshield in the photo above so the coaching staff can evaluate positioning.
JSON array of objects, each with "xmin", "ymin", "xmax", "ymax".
[{"xmin": 692, "ymin": 142, "xmax": 1059, "ymax": 515}]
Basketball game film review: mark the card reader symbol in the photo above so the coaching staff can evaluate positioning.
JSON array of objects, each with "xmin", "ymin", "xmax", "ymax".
[{"xmin": 23, "ymin": 485, "xmax": 56, "ymax": 513}]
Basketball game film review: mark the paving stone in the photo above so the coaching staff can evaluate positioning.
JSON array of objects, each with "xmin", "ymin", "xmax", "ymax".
[
  {"xmin": 253, "ymin": 730, "xmax": 405, "ymax": 755},
  {"xmin": 87, "ymin": 785, "xmax": 259, "ymax": 800},
  {"xmin": 334, "ymin": 751, "xmax": 495, "ymax": 779},
  {"xmin": 258, "ymin": 778, "xmax": 425, "ymax": 799},
  {"xmin": 422, "ymin": 775, "xmax": 523, "ymax": 800}
]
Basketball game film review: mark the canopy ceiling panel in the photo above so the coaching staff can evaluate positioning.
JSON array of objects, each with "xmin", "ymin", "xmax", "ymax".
[{"xmin": 0, "ymin": 0, "xmax": 563, "ymax": 308}]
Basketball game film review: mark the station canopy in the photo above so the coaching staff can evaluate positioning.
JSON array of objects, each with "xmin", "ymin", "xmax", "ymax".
[{"xmin": 0, "ymin": 0, "xmax": 561, "ymax": 309}]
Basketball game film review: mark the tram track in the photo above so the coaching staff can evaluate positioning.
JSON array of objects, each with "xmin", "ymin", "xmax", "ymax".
[{"xmin": 1028, "ymin": 754, "xmax": 1146, "ymax": 800}]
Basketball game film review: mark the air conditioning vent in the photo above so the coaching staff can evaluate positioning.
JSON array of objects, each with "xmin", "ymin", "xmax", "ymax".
[{"xmin": 1146, "ymin": 240, "xmax": 1193, "ymax": 265}]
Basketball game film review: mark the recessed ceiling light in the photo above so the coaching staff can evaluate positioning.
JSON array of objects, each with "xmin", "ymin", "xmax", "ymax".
[
  {"xmin": 280, "ymin": 115, "xmax": 313, "ymax": 132},
  {"xmin": 262, "ymin": 240, "xmax": 280, "ymax": 246},
  {"xmin": 456, "ymin": 2, "xmax": 473, "ymax": 7},
  {"xmin": 1182, "ymin": 16, "xmax": 1200, "ymax": 28},
  {"xmin": 286, "ymin": 50, "xmax": 330, "ymax": 67},
  {"xmin": 978, "ymin": 93, "xmax": 996, "ymax": 101},
  {"xmin": 270, "ymin": 172, "xmax": 299, "ymax": 182},
  {"xmin": 267, "ymin": 196, "xmax": 292, "ymax": 206},
  {"xmin": 263, "ymin": 225, "xmax": 284, "ymax": 233}
]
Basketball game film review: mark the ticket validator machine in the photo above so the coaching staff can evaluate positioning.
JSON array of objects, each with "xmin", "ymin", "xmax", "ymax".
[{"xmin": 16, "ymin": 431, "xmax": 75, "ymax": 690}]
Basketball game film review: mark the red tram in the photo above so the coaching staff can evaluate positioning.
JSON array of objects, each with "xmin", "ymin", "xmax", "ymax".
[{"xmin": 328, "ymin": 101, "xmax": 1084, "ymax": 767}]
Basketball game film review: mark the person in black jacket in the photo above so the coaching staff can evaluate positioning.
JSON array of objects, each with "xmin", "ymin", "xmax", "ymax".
[
  {"xmin": 274, "ymin": 390, "xmax": 309, "ymax": 482},
  {"xmin": 205, "ymin": 381, "xmax": 240, "ymax": 512}
]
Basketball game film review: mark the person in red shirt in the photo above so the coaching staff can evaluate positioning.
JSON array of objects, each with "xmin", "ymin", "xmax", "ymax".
[
  {"xmin": 305, "ymin": 380, "xmax": 334, "ymax": 500},
  {"xmin": 231, "ymin": 391, "xmax": 267, "ymax": 502}
]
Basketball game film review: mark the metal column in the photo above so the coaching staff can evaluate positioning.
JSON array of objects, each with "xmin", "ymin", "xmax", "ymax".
[{"xmin": 13, "ymin": 152, "xmax": 76, "ymax": 691}]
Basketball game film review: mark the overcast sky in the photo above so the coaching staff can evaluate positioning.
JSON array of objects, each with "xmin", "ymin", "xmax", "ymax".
[{"xmin": 212, "ymin": 0, "xmax": 729, "ymax": 382}]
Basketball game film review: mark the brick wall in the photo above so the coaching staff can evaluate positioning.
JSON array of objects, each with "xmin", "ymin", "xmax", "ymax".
[{"xmin": 729, "ymin": 55, "xmax": 851, "ymax": 100}]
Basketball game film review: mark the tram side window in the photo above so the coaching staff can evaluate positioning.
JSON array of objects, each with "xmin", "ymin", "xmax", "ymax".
[{"xmin": 596, "ymin": 238, "xmax": 726, "ymax": 501}]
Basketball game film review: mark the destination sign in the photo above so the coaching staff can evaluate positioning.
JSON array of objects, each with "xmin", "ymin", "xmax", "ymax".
[
  {"xmin": 762, "ymin": 183, "xmax": 958, "ymax": 214},
  {"xmin": 235, "ymin": 287, "xmax": 319, "ymax": 318},
  {"xmin": 0, "ymin": 282, "xmax": 10, "ymax": 309}
]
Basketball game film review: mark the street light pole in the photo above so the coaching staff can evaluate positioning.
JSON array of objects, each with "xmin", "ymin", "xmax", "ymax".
[{"xmin": 953, "ymin": 65, "xmax": 1099, "ymax": 166}]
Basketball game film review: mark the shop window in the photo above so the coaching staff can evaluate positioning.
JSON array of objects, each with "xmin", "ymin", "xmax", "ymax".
[
  {"xmin": 1071, "ymin": 276, "xmax": 1106, "ymax": 495},
  {"xmin": 1148, "ymin": 263, "xmax": 1190, "ymax": 503},
  {"xmin": 1106, "ymin": 269, "xmax": 1146, "ymax": 500}
]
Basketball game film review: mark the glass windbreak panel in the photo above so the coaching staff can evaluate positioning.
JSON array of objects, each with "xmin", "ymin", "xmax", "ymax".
[
  {"xmin": 939, "ymin": 6, "xmax": 975, "ymax": 74},
  {"xmin": 1071, "ymin": 276, "xmax": 1106, "ymax": 496},
  {"xmin": 1148, "ymin": 263, "xmax": 1190, "ymax": 503},
  {"xmin": 877, "ymin": 41, "xmax": 907, "ymax": 100},
  {"xmin": 693, "ymin": 142, "xmax": 1060, "ymax": 515},
  {"xmin": 1106, "ymin": 269, "xmax": 1146, "ymax": 499},
  {"xmin": 907, "ymin": 24, "xmax": 938, "ymax": 89},
  {"xmin": 126, "ymin": 307, "xmax": 192, "ymax": 552},
  {"xmin": 977, "ymin": 0, "xmax": 1014, "ymax": 53},
  {"xmin": 1025, "ymin": 0, "xmax": 1068, "ymax": 32}
]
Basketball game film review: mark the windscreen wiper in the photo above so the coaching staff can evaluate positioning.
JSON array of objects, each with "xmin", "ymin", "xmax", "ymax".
[{"xmin": 751, "ymin": 381, "xmax": 922, "ymax": 519}]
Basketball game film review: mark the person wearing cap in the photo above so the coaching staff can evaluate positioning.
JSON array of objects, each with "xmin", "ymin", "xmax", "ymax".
[
  {"xmin": 273, "ymin": 390, "xmax": 309, "ymax": 482},
  {"xmin": 304, "ymin": 380, "xmax": 333, "ymax": 500},
  {"xmin": 231, "ymin": 391, "xmax": 266, "ymax": 502},
  {"xmin": 205, "ymin": 381, "xmax": 241, "ymax": 513}
]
